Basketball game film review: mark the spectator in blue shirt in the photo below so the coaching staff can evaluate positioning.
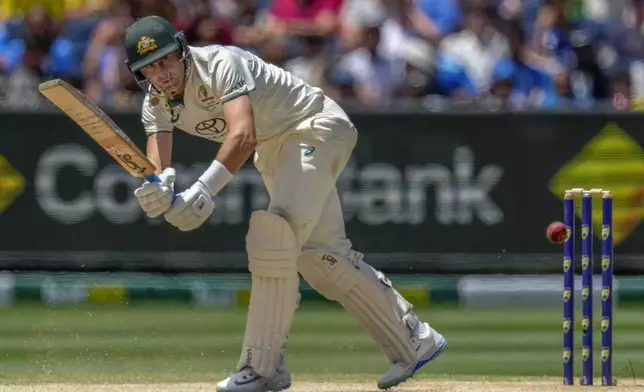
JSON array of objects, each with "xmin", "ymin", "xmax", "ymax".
[
  {"xmin": 0, "ymin": 22, "xmax": 9, "ymax": 73},
  {"xmin": 434, "ymin": 3, "xmax": 510, "ymax": 98},
  {"xmin": 0, "ymin": 7, "xmax": 77, "ymax": 82},
  {"xmin": 410, "ymin": 0, "xmax": 461, "ymax": 44},
  {"xmin": 497, "ymin": 20, "xmax": 562, "ymax": 108},
  {"xmin": 530, "ymin": 0, "xmax": 609, "ymax": 103}
]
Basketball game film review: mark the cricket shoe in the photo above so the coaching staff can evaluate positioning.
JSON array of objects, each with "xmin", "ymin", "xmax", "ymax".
[
  {"xmin": 216, "ymin": 356, "xmax": 291, "ymax": 392},
  {"xmin": 377, "ymin": 322, "xmax": 447, "ymax": 390}
]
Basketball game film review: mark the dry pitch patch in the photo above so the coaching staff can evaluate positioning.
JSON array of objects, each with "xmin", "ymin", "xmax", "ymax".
[{"xmin": 1, "ymin": 380, "xmax": 644, "ymax": 392}]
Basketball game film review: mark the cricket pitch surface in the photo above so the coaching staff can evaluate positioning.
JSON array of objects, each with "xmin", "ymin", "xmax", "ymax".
[{"xmin": 1, "ymin": 379, "xmax": 643, "ymax": 392}]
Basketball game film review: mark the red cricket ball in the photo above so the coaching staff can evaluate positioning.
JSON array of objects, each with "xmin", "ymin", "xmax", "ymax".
[{"xmin": 547, "ymin": 221, "xmax": 569, "ymax": 244}]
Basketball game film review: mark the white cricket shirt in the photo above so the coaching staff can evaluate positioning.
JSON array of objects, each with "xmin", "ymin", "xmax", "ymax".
[{"xmin": 141, "ymin": 45, "xmax": 326, "ymax": 143}]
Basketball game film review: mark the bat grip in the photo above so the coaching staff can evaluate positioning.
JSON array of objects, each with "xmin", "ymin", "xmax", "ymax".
[
  {"xmin": 145, "ymin": 173, "xmax": 162, "ymax": 183},
  {"xmin": 144, "ymin": 173, "xmax": 177, "ymax": 202}
]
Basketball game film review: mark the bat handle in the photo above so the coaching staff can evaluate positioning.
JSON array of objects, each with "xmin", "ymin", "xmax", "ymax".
[
  {"xmin": 145, "ymin": 173, "xmax": 162, "ymax": 183},
  {"xmin": 144, "ymin": 173, "xmax": 178, "ymax": 202}
]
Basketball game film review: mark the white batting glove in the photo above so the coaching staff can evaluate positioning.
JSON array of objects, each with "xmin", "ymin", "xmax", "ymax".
[
  {"xmin": 134, "ymin": 167, "xmax": 176, "ymax": 218},
  {"xmin": 164, "ymin": 180, "xmax": 215, "ymax": 231}
]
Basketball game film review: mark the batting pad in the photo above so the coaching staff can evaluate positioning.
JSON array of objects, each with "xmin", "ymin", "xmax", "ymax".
[
  {"xmin": 298, "ymin": 251, "xmax": 418, "ymax": 366},
  {"xmin": 238, "ymin": 211, "xmax": 300, "ymax": 377}
]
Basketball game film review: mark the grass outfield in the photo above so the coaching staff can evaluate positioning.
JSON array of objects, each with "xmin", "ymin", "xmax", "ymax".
[{"xmin": 0, "ymin": 304, "xmax": 642, "ymax": 385}]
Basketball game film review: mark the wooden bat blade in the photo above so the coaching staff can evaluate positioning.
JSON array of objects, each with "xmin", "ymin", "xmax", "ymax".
[{"xmin": 38, "ymin": 79, "xmax": 157, "ymax": 179}]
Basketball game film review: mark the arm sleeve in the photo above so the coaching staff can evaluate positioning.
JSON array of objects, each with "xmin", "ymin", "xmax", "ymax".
[
  {"xmin": 141, "ymin": 94, "xmax": 174, "ymax": 136},
  {"xmin": 208, "ymin": 48, "xmax": 256, "ymax": 103}
]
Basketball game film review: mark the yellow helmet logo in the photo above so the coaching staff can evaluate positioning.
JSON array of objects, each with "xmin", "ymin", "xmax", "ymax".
[{"xmin": 137, "ymin": 36, "xmax": 158, "ymax": 55}]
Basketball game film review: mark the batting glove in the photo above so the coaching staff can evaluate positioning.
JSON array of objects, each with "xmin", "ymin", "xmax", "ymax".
[
  {"xmin": 134, "ymin": 167, "xmax": 176, "ymax": 218},
  {"xmin": 163, "ymin": 180, "xmax": 215, "ymax": 231}
]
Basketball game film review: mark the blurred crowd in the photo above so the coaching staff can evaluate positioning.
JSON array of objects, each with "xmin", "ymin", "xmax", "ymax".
[{"xmin": 1, "ymin": 0, "xmax": 643, "ymax": 110}]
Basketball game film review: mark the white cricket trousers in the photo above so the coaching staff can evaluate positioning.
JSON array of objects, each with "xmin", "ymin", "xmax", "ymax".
[{"xmin": 253, "ymin": 97, "xmax": 357, "ymax": 256}]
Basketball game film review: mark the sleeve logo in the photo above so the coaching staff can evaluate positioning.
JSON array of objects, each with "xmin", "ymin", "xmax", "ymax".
[{"xmin": 224, "ymin": 80, "xmax": 246, "ymax": 96}]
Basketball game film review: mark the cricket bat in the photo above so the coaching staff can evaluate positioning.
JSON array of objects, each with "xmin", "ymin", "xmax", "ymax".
[{"xmin": 38, "ymin": 79, "xmax": 167, "ymax": 189}]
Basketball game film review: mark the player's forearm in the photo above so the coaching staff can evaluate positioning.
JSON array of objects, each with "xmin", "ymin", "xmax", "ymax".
[
  {"xmin": 216, "ymin": 125, "xmax": 257, "ymax": 174},
  {"xmin": 216, "ymin": 95, "xmax": 258, "ymax": 174},
  {"xmin": 197, "ymin": 123, "xmax": 256, "ymax": 197},
  {"xmin": 146, "ymin": 132, "xmax": 173, "ymax": 173}
]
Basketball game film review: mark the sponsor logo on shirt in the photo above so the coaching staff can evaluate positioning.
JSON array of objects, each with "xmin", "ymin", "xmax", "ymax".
[
  {"xmin": 224, "ymin": 81, "xmax": 247, "ymax": 97},
  {"xmin": 195, "ymin": 118, "xmax": 228, "ymax": 142}
]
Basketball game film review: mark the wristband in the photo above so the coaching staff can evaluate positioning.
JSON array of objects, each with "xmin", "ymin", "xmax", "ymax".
[{"xmin": 198, "ymin": 160, "xmax": 233, "ymax": 196}]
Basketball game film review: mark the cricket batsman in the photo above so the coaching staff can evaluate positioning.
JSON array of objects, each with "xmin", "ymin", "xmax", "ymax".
[{"xmin": 125, "ymin": 15, "xmax": 447, "ymax": 392}]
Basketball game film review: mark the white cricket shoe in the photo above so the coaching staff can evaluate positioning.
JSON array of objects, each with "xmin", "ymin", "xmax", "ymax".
[
  {"xmin": 377, "ymin": 322, "xmax": 447, "ymax": 390},
  {"xmin": 216, "ymin": 356, "xmax": 291, "ymax": 392}
]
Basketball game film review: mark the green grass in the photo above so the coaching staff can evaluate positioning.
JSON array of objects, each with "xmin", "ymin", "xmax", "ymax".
[{"xmin": 0, "ymin": 304, "xmax": 641, "ymax": 383}]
